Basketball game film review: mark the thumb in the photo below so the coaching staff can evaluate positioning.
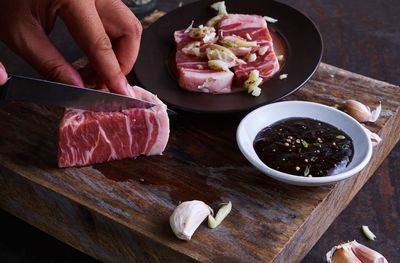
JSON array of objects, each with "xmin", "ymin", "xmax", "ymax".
[{"xmin": 0, "ymin": 62, "xmax": 8, "ymax": 85}]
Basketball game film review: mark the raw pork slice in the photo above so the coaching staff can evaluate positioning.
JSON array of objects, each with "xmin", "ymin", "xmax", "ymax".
[
  {"xmin": 58, "ymin": 85, "xmax": 170, "ymax": 168},
  {"xmin": 174, "ymin": 30, "xmax": 234, "ymax": 93},
  {"xmin": 217, "ymin": 14, "xmax": 280, "ymax": 85}
]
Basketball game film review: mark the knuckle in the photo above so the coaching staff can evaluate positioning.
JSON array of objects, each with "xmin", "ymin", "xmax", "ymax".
[
  {"xmin": 131, "ymin": 17, "xmax": 143, "ymax": 36},
  {"xmin": 132, "ymin": 17, "xmax": 143, "ymax": 36},
  {"xmin": 108, "ymin": 0, "xmax": 142, "ymax": 36},
  {"xmin": 92, "ymin": 35, "xmax": 113, "ymax": 52},
  {"xmin": 124, "ymin": 15, "xmax": 142, "ymax": 37},
  {"xmin": 41, "ymin": 59, "xmax": 69, "ymax": 81},
  {"xmin": 120, "ymin": 60, "xmax": 133, "ymax": 75}
]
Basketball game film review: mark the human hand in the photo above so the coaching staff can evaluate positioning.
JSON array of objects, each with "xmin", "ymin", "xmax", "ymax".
[
  {"xmin": 0, "ymin": 62, "xmax": 8, "ymax": 86},
  {"xmin": 0, "ymin": 0, "xmax": 142, "ymax": 96}
]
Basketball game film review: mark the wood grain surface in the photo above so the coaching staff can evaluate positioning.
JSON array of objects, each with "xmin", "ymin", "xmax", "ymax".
[{"xmin": 0, "ymin": 0, "xmax": 399, "ymax": 262}]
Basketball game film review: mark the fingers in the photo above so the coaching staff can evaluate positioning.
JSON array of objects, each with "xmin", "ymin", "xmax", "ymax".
[
  {"xmin": 22, "ymin": 29, "xmax": 84, "ymax": 87},
  {"xmin": 95, "ymin": 0, "xmax": 142, "ymax": 75},
  {"xmin": 0, "ymin": 62, "xmax": 8, "ymax": 85},
  {"xmin": 0, "ymin": 2, "xmax": 83, "ymax": 87},
  {"xmin": 58, "ymin": 0, "xmax": 130, "ymax": 95}
]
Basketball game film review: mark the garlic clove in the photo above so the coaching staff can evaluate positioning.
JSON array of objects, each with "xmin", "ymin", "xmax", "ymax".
[
  {"xmin": 327, "ymin": 242, "xmax": 362, "ymax": 263},
  {"xmin": 340, "ymin": 100, "xmax": 372, "ymax": 123},
  {"xmin": 208, "ymin": 201, "xmax": 232, "ymax": 228},
  {"xmin": 327, "ymin": 241, "xmax": 388, "ymax": 263},
  {"xmin": 361, "ymin": 125, "xmax": 382, "ymax": 146},
  {"xmin": 351, "ymin": 240, "xmax": 388, "ymax": 263},
  {"xmin": 170, "ymin": 200, "xmax": 213, "ymax": 241},
  {"xmin": 331, "ymin": 246, "xmax": 362, "ymax": 263}
]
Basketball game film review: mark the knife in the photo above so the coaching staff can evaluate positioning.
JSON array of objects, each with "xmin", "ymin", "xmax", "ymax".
[{"xmin": 0, "ymin": 74, "xmax": 175, "ymax": 114}]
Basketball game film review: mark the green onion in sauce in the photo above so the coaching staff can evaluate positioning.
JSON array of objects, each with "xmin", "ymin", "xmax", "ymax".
[{"xmin": 253, "ymin": 118, "xmax": 354, "ymax": 177}]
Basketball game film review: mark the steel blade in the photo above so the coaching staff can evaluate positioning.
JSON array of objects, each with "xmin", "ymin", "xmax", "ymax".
[{"xmin": 4, "ymin": 75, "xmax": 158, "ymax": 112}]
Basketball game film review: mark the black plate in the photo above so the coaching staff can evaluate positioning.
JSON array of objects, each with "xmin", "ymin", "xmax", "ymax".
[{"xmin": 133, "ymin": 0, "xmax": 323, "ymax": 113}]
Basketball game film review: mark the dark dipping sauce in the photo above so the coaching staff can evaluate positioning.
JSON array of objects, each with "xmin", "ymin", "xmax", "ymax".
[{"xmin": 253, "ymin": 118, "xmax": 354, "ymax": 177}]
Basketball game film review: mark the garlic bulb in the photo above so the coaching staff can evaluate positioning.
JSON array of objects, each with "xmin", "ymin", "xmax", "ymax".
[
  {"xmin": 339, "ymin": 100, "xmax": 381, "ymax": 123},
  {"xmin": 326, "ymin": 240, "xmax": 388, "ymax": 263},
  {"xmin": 170, "ymin": 200, "xmax": 213, "ymax": 241}
]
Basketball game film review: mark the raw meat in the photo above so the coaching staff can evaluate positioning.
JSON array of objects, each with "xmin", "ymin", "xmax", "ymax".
[
  {"xmin": 177, "ymin": 68, "xmax": 233, "ymax": 93},
  {"xmin": 58, "ymin": 85, "xmax": 169, "ymax": 168},
  {"xmin": 174, "ymin": 30, "xmax": 234, "ymax": 93},
  {"xmin": 174, "ymin": 14, "xmax": 280, "ymax": 94},
  {"xmin": 217, "ymin": 14, "xmax": 280, "ymax": 85}
]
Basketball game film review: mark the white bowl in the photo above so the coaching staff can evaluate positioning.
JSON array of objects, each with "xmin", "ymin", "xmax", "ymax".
[{"xmin": 236, "ymin": 101, "xmax": 372, "ymax": 186}]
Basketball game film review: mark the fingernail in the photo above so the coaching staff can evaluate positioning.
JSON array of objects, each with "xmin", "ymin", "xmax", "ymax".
[{"xmin": 108, "ymin": 74, "xmax": 130, "ymax": 96}]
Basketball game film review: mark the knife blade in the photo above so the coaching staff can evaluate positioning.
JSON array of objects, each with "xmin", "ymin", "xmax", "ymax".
[{"xmin": 0, "ymin": 74, "xmax": 174, "ymax": 113}]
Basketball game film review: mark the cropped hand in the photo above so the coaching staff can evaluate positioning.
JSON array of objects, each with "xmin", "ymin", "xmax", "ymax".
[
  {"xmin": 0, "ymin": 62, "xmax": 8, "ymax": 86},
  {"xmin": 0, "ymin": 0, "xmax": 142, "ymax": 95}
]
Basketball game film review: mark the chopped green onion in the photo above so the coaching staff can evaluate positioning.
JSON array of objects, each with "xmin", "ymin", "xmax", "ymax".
[
  {"xmin": 342, "ymin": 144, "xmax": 350, "ymax": 149},
  {"xmin": 304, "ymin": 165, "xmax": 311, "ymax": 176},
  {"xmin": 336, "ymin": 135, "xmax": 346, "ymax": 140},
  {"xmin": 301, "ymin": 139, "xmax": 309, "ymax": 148},
  {"xmin": 310, "ymin": 156, "xmax": 318, "ymax": 162},
  {"xmin": 313, "ymin": 142, "xmax": 322, "ymax": 148},
  {"xmin": 243, "ymin": 69, "xmax": 263, "ymax": 97}
]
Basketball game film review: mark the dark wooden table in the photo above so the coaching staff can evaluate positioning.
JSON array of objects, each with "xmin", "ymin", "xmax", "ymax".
[{"xmin": 0, "ymin": 0, "xmax": 398, "ymax": 262}]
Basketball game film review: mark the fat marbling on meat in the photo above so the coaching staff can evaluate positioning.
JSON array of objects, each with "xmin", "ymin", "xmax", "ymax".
[
  {"xmin": 173, "ymin": 14, "xmax": 280, "ymax": 94},
  {"xmin": 174, "ymin": 30, "xmax": 234, "ymax": 93},
  {"xmin": 217, "ymin": 14, "xmax": 280, "ymax": 86},
  {"xmin": 58, "ymin": 85, "xmax": 170, "ymax": 168}
]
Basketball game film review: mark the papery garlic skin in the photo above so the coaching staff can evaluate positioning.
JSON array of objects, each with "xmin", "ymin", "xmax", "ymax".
[
  {"xmin": 331, "ymin": 246, "xmax": 362, "ymax": 263},
  {"xmin": 170, "ymin": 200, "xmax": 213, "ymax": 241},
  {"xmin": 351, "ymin": 240, "xmax": 388, "ymax": 263},
  {"xmin": 327, "ymin": 242, "xmax": 361, "ymax": 263},
  {"xmin": 369, "ymin": 102, "xmax": 382, "ymax": 122}
]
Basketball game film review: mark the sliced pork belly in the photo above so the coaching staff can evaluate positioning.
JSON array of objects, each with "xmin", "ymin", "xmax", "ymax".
[
  {"xmin": 234, "ymin": 49, "xmax": 280, "ymax": 85},
  {"xmin": 217, "ymin": 14, "xmax": 280, "ymax": 85},
  {"xmin": 218, "ymin": 14, "xmax": 268, "ymax": 35},
  {"xmin": 177, "ymin": 68, "xmax": 233, "ymax": 93},
  {"xmin": 174, "ymin": 30, "xmax": 234, "ymax": 93},
  {"xmin": 229, "ymin": 47, "xmax": 252, "ymax": 57},
  {"xmin": 58, "ymin": 85, "xmax": 169, "ymax": 168}
]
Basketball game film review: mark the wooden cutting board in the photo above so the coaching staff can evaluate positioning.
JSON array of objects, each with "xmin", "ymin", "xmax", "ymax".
[{"xmin": 0, "ymin": 11, "xmax": 399, "ymax": 263}]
